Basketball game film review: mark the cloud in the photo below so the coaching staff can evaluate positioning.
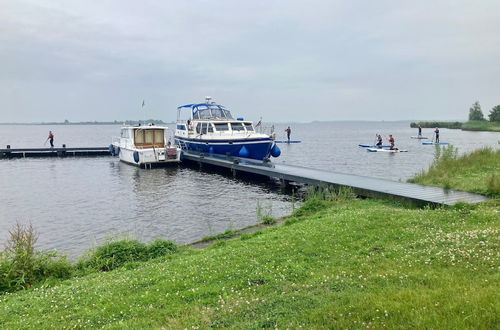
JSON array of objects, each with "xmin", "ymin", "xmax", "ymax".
[{"xmin": 0, "ymin": 0, "xmax": 499, "ymax": 122}]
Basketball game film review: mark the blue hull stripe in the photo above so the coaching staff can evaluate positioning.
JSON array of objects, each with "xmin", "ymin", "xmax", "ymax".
[{"xmin": 175, "ymin": 137, "xmax": 273, "ymax": 160}]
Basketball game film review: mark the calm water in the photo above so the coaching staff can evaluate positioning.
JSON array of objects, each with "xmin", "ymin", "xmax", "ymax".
[{"xmin": 0, "ymin": 122, "xmax": 498, "ymax": 258}]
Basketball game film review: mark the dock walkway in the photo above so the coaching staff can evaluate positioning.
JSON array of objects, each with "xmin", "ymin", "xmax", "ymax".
[
  {"xmin": 0, "ymin": 146, "xmax": 110, "ymax": 158},
  {"xmin": 181, "ymin": 151, "xmax": 488, "ymax": 206}
]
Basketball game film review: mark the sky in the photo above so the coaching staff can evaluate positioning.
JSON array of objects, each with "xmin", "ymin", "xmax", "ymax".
[{"xmin": 1, "ymin": 0, "xmax": 499, "ymax": 123}]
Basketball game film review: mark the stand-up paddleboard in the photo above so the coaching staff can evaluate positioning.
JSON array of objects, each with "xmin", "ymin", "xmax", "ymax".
[
  {"xmin": 367, "ymin": 148, "xmax": 408, "ymax": 153},
  {"xmin": 422, "ymin": 142, "xmax": 449, "ymax": 145},
  {"xmin": 274, "ymin": 140, "xmax": 301, "ymax": 143},
  {"xmin": 411, "ymin": 136, "xmax": 428, "ymax": 139},
  {"xmin": 358, "ymin": 144, "xmax": 391, "ymax": 148}
]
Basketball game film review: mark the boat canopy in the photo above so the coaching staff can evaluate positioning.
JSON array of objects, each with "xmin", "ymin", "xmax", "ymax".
[{"xmin": 177, "ymin": 103, "xmax": 233, "ymax": 120}]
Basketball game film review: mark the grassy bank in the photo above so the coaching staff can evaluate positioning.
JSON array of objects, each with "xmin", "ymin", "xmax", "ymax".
[
  {"xmin": 410, "ymin": 121, "xmax": 500, "ymax": 132},
  {"xmin": 0, "ymin": 203, "xmax": 498, "ymax": 327},
  {"xmin": 1, "ymin": 150, "xmax": 498, "ymax": 328},
  {"xmin": 410, "ymin": 121, "xmax": 462, "ymax": 129},
  {"xmin": 461, "ymin": 120, "xmax": 500, "ymax": 132},
  {"xmin": 409, "ymin": 147, "xmax": 500, "ymax": 197}
]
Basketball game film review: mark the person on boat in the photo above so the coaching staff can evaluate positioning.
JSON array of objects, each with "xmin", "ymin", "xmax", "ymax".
[
  {"xmin": 388, "ymin": 134, "xmax": 395, "ymax": 150},
  {"xmin": 375, "ymin": 134, "xmax": 383, "ymax": 148},
  {"xmin": 47, "ymin": 131, "xmax": 54, "ymax": 148},
  {"xmin": 285, "ymin": 126, "xmax": 291, "ymax": 142},
  {"xmin": 418, "ymin": 125, "xmax": 422, "ymax": 137},
  {"xmin": 434, "ymin": 127, "xmax": 440, "ymax": 143}
]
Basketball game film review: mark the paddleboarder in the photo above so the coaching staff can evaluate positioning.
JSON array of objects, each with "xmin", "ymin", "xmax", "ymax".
[
  {"xmin": 47, "ymin": 131, "xmax": 54, "ymax": 148},
  {"xmin": 285, "ymin": 126, "xmax": 291, "ymax": 142},
  {"xmin": 388, "ymin": 134, "xmax": 395, "ymax": 150},
  {"xmin": 375, "ymin": 134, "xmax": 383, "ymax": 148},
  {"xmin": 434, "ymin": 127, "xmax": 440, "ymax": 143},
  {"xmin": 418, "ymin": 125, "xmax": 422, "ymax": 137}
]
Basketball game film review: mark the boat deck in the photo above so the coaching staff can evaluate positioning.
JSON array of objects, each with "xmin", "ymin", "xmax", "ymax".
[{"xmin": 181, "ymin": 151, "xmax": 488, "ymax": 206}]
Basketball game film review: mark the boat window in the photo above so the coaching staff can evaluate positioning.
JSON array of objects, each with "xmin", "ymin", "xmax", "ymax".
[
  {"xmin": 211, "ymin": 108, "xmax": 223, "ymax": 118},
  {"xmin": 208, "ymin": 123, "xmax": 214, "ymax": 133},
  {"xmin": 195, "ymin": 109, "xmax": 211, "ymax": 119},
  {"xmin": 223, "ymin": 110, "xmax": 233, "ymax": 119},
  {"xmin": 244, "ymin": 123, "xmax": 254, "ymax": 131},
  {"xmin": 193, "ymin": 111, "xmax": 200, "ymax": 120},
  {"xmin": 134, "ymin": 130, "xmax": 144, "ymax": 143},
  {"xmin": 154, "ymin": 129, "xmax": 164, "ymax": 143},
  {"xmin": 145, "ymin": 130, "xmax": 154, "ymax": 144},
  {"xmin": 176, "ymin": 124, "xmax": 186, "ymax": 130},
  {"xmin": 121, "ymin": 129, "xmax": 130, "ymax": 138},
  {"xmin": 201, "ymin": 122, "xmax": 208, "ymax": 134},
  {"xmin": 231, "ymin": 122, "xmax": 245, "ymax": 131},
  {"xmin": 214, "ymin": 123, "xmax": 229, "ymax": 131},
  {"xmin": 196, "ymin": 123, "xmax": 201, "ymax": 134}
]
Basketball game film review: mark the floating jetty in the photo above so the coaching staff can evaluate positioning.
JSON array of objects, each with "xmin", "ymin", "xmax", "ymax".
[
  {"xmin": 0, "ymin": 145, "xmax": 110, "ymax": 158},
  {"xmin": 181, "ymin": 151, "xmax": 488, "ymax": 206},
  {"xmin": 0, "ymin": 145, "xmax": 488, "ymax": 206}
]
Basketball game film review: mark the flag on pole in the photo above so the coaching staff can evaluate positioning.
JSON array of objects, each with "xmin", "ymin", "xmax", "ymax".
[
  {"xmin": 255, "ymin": 120, "xmax": 262, "ymax": 127},
  {"xmin": 142, "ymin": 100, "xmax": 145, "ymax": 108}
]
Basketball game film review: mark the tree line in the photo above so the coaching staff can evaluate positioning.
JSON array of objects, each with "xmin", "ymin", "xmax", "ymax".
[{"xmin": 468, "ymin": 101, "xmax": 500, "ymax": 122}]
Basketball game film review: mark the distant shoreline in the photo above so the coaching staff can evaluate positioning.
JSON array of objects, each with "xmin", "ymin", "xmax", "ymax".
[
  {"xmin": 0, "ymin": 120, "xmax": 174, "ymax": 126},
  {"xmin": 410, "ymin": 121, "xmax": 500, "ymax": 132}
]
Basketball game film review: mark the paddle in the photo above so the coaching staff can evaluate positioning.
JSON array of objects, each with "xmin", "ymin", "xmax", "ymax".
[{"xmin": 43, "ymin": 137, "xmax": 49, "ymax": 146}]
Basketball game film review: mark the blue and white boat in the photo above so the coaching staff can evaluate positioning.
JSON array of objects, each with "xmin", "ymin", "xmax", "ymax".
[{"xmin": 174, "ymin": 97, "xmax": 280, "ymax": 160}]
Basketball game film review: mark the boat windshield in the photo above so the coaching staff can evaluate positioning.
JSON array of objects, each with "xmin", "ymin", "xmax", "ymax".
[{"xmin": 192, "ymin": 105, "xmax": 233, "ymax": 120}]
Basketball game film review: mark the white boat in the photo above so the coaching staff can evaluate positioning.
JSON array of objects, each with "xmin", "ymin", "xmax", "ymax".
[
  {"xmin": 174, "ymin": 97, "xmax": 280, "ymax": 161},
  {"xmin": 111, "ymin": 125, "xmax": 181, "ymax": 167}
]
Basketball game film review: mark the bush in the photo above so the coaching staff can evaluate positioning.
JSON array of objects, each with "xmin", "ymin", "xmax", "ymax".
[
  {"xmin": 80, "ymin": 239, "xmax": 148, "ymax": 271},
  {"xmin": 147, "ymin": 239, "xmax": 177, "ymax": 258},
  {"xmin": 0, "ymin": 222, "xmax": 73, "ymax": 293},
  {"xmin": 261, "ymin": 216, "xmax": 277, "ymax": 225},
  {"xmin": 78, "ymin": 238, "xmax": 179, "ymax": 272}
]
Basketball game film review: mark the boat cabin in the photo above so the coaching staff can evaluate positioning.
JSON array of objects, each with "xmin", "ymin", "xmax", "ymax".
[
  {"xmin": 120, "ymin": 127, "xmax": 167, "ymax": 149},
  {"xmin": 176, "ymin": 100, "xmax": 255, "ymax": 137}
]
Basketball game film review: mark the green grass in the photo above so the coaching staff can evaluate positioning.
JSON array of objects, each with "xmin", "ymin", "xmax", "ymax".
[
  {"xmin": 409, "ymin": 147, "xmax": 500, "ymax": 197},
  {"xmin": 410, "ymin": 120, "xmax": 500, "ymax": 132},
  {"xmin": 0, "ymin": 196, "xmax": 498, "ymax": 328},
  {"xmin": 461, "ymin": 120, "xmax": 500, "ymax": 132},
  {"xmin": 201, "ymin": 229, "xmax": 237, "ymax": 242}
]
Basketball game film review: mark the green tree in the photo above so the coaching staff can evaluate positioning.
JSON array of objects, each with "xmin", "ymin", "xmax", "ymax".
[
  {"xmin": 468, "ymin": 101, "xmax": 485, "ymax": 121},
  {"xmin": 488, "ymin": 105, "xmax": 500, "ymax": 122}
]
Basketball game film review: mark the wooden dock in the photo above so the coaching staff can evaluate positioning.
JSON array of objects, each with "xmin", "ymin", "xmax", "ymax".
[
  {"xmin": 181, "ymin": 151, "xmax": 488, "ymax": 206},
  {"xmin": 0, "ymin": 146, "xmax": 110, "ymax": 158}
]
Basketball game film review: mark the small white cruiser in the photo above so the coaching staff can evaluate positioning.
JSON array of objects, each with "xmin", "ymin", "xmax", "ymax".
[{"xmin": 111, "ymin": 125, "xmax": 181, "ymax": 168}]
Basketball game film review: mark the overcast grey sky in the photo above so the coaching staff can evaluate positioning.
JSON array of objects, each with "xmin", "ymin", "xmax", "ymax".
[{"xmin": 1, "ymin": 0, "xmax": 499, "ymax": 123}]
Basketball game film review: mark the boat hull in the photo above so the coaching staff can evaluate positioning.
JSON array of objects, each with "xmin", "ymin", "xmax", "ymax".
[
  {"xmin": 117, "ymin": 146, "xmax": 181, "ymax": 167},
  {"xmin": 175, "ymin": 137, "xmax": 274, "ymax": 160}
]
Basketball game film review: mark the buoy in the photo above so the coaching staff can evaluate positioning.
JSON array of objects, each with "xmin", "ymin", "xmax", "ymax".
[
  {"xmin": 238, "ymin": 146, "xmax": 250, "ymax": 158},
  {"xmin": 270, "ymin": 144, "xmax": 281, "ymax": 157},
  {"xmin": 133, "ymin": 151, "xmax": 140, "ymax": 163}
]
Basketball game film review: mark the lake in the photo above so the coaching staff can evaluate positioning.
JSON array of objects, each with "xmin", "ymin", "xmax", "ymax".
[{"xmin": 0, "ymin": 122, "xmax": 498, "ymax": 258}]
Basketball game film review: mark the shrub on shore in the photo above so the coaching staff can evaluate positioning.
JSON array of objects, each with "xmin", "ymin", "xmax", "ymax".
[
  {"xmin": 0, "ymin": 224, "xmax": 178, "ymax": 294},
  {"xmin": 77, "ymin": 238, "xmax": 177, "ymax": 272},
  {"xmin": 0, "ymin": 222, "xmax": 73, "ymax": 293}
]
